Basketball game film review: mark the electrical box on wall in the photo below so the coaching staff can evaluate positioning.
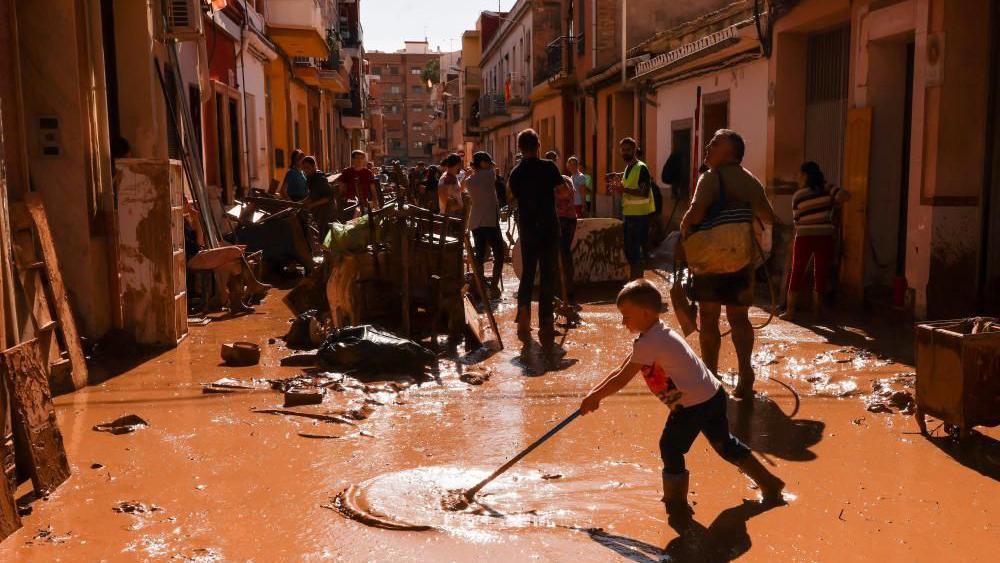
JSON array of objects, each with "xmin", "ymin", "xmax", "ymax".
[{"xmin": 38, "ymin": 115, "xmax": 61, "ymax": 157}]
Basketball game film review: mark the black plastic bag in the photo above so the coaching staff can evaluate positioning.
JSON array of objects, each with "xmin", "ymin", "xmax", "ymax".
[{"xmin": 318, "ymin": 325, "xmax": 436, "ymax": 374}]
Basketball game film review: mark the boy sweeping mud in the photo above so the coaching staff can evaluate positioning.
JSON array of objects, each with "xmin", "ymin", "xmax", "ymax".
[{"xmin": 580, "ymin": 280, "xmax": 785, "ymax": 521}]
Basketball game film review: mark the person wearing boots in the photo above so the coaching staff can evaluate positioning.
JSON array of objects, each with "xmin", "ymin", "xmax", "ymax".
[
  {"xmin": 610, "ymin": 138, "xmax": 655, "ymax": 280},
  {"xmin": 679, "ymin": 129, "xmax": 777, "ymax": 399},
  {"xmin": 580, "ymin": 280, "xmax": 785, "ymax": 524},
  {"xmin": 508, "ymin": 129, "xmax": 563, "ymax": 342}
]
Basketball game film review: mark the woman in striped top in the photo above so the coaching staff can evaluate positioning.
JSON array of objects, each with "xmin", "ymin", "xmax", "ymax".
[{"xmin": 781, "ymin": 161, "xmax": 850, "ymax": 321}]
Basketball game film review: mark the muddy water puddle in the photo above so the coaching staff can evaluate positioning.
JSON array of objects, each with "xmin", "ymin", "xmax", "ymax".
[{"xmin": 335, "ymin": 463, "xmax": 656, "ymax": 541}]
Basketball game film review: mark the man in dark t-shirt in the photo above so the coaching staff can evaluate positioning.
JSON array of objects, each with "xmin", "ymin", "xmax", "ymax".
[
  {"xmin": 508, "ymin": 128, "xmax": 563, "ymax": 342},
  {"xmin": 301, "ymin": 156, "xmax": 334, "ymax": 240}
]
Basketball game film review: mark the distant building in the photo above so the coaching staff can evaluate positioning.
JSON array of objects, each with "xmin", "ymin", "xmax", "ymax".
[{"xmin": 367, "ymin": 41, "xmax": 440, "ymax": 165}]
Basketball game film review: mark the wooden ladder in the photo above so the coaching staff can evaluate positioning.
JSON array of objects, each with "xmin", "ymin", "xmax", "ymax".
[{"xmin": 9, "ymin": 193, "xmax": 87, "ymax": 393}]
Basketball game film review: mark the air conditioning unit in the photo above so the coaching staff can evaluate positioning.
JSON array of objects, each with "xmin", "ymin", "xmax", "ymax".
[{"xmin": 165, "ymin": 0, "xmax": 204, "ymax": 40}]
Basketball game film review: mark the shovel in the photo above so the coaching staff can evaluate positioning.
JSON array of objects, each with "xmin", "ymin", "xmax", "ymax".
[{"xmin": 443, "ymin": 409, "xmax": 581, "ymax": 511}]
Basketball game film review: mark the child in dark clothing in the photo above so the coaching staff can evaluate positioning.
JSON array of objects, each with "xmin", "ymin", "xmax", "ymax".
[{"xmin": 580, "ymin": 280, "xmax": 785, "ymax": 521}]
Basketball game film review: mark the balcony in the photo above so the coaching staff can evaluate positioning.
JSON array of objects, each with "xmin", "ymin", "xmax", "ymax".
[
  {"xmin": 479, "ymin": 93, "xmax": 507, "ymax": 120},
  {"xmin": 293, "ymin": 57, "xmax": 321, "ymax": 87},
  {"xmin": 539, "ymin": 35, "xmax": 575, "ymax": 87},
  {"xmin": 463, "ymin": 67, "xmax": 481, "ymax": 90},
  {"xmin": 266, "ymin": 0, "xmax": 328, "ymax": 58},
  {"xmin": 506, "ymin": 74, "xmax": 529, "ymax": 107}
]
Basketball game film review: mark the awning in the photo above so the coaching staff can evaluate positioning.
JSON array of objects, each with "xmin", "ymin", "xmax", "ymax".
[
  {"xmin": 268, "ymin": 27, "xmax": 328, "ymax": 59},
  {"xmin": 293, "ymin": 64, "xmax": 321, "ymax": 86}
]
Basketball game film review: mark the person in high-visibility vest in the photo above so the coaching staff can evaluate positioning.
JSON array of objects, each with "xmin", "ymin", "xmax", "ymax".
[{"xmin": 611, "ymin": 137, "xmax": 655, "ymax": 280}]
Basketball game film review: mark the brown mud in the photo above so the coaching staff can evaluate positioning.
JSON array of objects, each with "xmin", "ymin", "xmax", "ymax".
[{"xmin": 1, "ymin": 266, "xmax": 998, "ymax": 561}]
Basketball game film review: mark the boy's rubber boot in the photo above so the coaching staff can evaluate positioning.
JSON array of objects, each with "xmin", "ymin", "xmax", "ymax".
[
  {"xmin": 780, "ymin": 291, "xmax": 798, "ymax": 321},
  {"xmin": 736, "ymin": 455, "xmax": 786, "ymax": 505},
  {"xmin": 516, "ymin": 305, "xmax": 532, "ymax": 337},
  {"xmin": 662, "ymin": 471, "xmax": 693, "ymax": 526}
]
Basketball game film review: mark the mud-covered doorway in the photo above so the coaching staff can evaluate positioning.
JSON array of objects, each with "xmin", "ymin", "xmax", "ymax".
[{"xmin": 863, "ymin": 35, "xmax": 916, "ymax": 307}]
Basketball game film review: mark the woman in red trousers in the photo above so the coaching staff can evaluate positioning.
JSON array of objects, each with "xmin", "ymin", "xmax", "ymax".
[{"xmin": 782, "ymin": 162, "xmax": 850, "ymax": 321}]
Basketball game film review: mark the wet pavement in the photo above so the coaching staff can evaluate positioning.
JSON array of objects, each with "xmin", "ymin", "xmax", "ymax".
[{"xmin": 2, "ymin": 269, "xmax": 999, "ymax": 561}]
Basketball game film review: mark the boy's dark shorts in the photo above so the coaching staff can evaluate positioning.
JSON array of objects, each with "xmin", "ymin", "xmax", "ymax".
[{"xmin": 659, "ymin": 388, "xmax": 751, "ymax": 475}]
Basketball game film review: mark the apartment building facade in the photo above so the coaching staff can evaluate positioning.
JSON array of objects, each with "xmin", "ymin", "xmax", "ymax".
[{"xmin": 367, "ymin": 41, "xmax": 439, "ymax": 165}]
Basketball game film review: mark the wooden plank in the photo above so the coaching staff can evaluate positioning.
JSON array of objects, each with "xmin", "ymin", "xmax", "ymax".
[
  {"xmin": 23, "ymin": 192, "xmax": 88, "ymax": 390},
  {"xmin": 840, "ymin": 107, "xmax": 873, "ymax": 304},
  {"xmin": 0, "ymin": 373, "xmax": 21, "ymax": 541},
  {"xmin": 0, "ymin": 339, "xmax": 71, "ymax": 496}
]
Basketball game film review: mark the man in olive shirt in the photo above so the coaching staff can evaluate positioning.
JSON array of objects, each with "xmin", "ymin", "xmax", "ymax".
[{"xmin": 680, "ymin": 129, "xmax": 777, "ymax": 399}]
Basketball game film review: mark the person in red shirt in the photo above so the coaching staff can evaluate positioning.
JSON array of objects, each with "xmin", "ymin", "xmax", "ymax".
[{"xmin": 339, "ymin": 150, "xmax": 377, "ymax": 217}]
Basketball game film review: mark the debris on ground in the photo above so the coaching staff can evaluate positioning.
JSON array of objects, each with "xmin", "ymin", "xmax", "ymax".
[
  {"xmin": 93, "ymin": 414, "xmax": 149, "ymax": 435},
  {"xmin": 343, "ymin": 404, "xmax": 376, "ymax": 421},
  {"xmin": 541, "ymin": 473, "xmax": 563, "ymax": 480},
  {"xmin": 27, "ymin": 526, "xmax": 72, "ymax": 545},
  {"xmin": 251, "ymin": 407, "xmax": 356, "ymax": 425},
  {"xmin": 221, "ymin": 342, "xmax": 261, "ymax": 366},
  {"xmin": 459, "ymin": 368, "xmax": 492, "ymax": 385},
  {"xmin": 318, "ymin": 325, "xmax": 435, "ymax": 375},
  {"xmin": 864, "ymin": 374, "xmax": 916, "ymax": 414},
  {"xmin": 284, "ymin": 387, "xmax": 325, "ymax": 407},
  {"xmin": 202, "ymin": 377, "xmax": 272, "ymax": 394},
  {"xmin": 112, "ymin": 501, "xmax": 163, "ymax": 514},
  {"xmin": 90, "ymin": 462, "xmax": 104, "ymax": 469},
  {"xmin": 283, "ymin": 309, "xmax": 326, "ymax": 350},
  {"xmin": 280, "ymin": 352, "xmax": 319, "ymax": 367}
]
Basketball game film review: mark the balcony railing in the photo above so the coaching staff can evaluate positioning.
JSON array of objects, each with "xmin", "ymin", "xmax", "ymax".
[
  {"xmin": 463, "ymin": 67, "xmax": 482, "ymax": 90},
  {"xmin": 539, "ymin": 35, "xmax": 575, "ymax": 85},
  {"xmin": 506, "ymin": 74, "xmax": 529, "ymax": 106},
  {"xmin": 479, "ymin": 93, "xmax": 507, "ymax": 119}
]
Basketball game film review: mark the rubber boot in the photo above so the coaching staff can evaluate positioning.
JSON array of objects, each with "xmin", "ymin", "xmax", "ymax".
[
  {"xmin": 780, "ymin": 291, "xmax": 798, "ymax": 321},
  {"xmin": 516, "ymin": 305, "xmax": 532, "ymax": 336},
  {"xmin": 227, "ymin": 276, "xmax": 254, "ymax": 315},
  {"xmin": 662, "ymin": 471, "xmax": 693, "ymax": 525},
  {"xmin": 736, "ymin": 455, "xmax": 785, "ymax": 505}
]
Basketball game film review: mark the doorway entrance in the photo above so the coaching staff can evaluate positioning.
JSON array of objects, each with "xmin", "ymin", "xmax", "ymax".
[{"xmin": 864, "ymin": 37, "xmax": 916, "ymax": 305}]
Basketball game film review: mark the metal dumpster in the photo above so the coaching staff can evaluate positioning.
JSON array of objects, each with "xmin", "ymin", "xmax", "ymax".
[{"xmin": 914, "ymin": 318, "xmax": 1000, "ymax": 441}]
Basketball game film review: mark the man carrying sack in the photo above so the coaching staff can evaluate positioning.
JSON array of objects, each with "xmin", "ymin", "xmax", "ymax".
[{"xmin": 679, "ymin": 129, "xmax": 777, "ymax": 399}]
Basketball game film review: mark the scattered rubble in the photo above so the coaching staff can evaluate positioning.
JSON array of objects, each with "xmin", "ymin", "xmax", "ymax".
[
  {"xmin": 459, "ymin": 368, "xmax": 492, "ymax": 386},
  {"xmin": 864, "ymin": 374, "xmax": 916, "ymax": 414},
  {"xmin": 93, "ymin": 414, "xmax": 149, "ymax": 435},
  {"xmin": 283, "ymin": 310, "xmax": 326, "ymax": 350},
  {"xmin": 284, "ymin": 387, "xmax": 325, "ymax": 407},
  {"xmin": 220, "ymin": 342, "xmax": 260, "ymax": 366},
  {"xmin": 113, "ymin": 501, "xmax": 163, "ymax": 514},
  {"xmin": 27, "ymin": 526, "xmax": 72, "ymax": 545}
]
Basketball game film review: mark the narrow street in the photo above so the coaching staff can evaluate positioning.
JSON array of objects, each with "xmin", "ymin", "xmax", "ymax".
[{"xmin": 2, "ymin": 266, "xmax": 997, "ymax": 561}]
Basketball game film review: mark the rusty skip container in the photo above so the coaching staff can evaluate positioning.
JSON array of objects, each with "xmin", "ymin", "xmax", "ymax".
[{"xmin": 914, "ymin": 318, "xmax": 1000, "ymax": 441}]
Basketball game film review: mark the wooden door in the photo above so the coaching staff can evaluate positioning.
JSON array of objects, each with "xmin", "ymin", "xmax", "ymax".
[{"xmin": 840, "ymin": 107, "xmax": 873, "ymax": 304}]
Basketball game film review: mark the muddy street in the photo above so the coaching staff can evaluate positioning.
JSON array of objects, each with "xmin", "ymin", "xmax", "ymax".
[{"xmin": 0, "ymin": 270, "xmax": 996, "ymax": 561}]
